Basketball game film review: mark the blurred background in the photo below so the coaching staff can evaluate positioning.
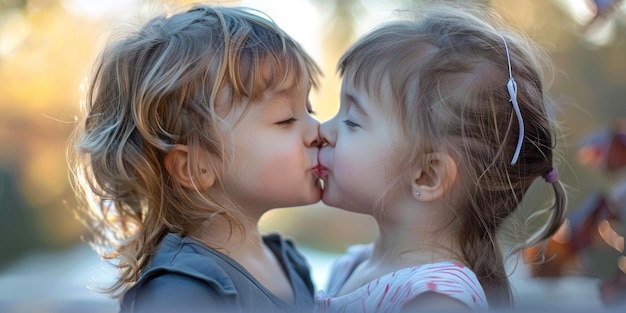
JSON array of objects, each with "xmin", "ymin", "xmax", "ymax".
[{"xmin": 0, "ymin": 0, "xmax": 625, "ymax": 312}]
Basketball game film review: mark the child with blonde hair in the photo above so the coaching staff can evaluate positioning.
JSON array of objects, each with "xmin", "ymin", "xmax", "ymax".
[
  {"xmin": 315, "ymin": 3, "xmax": 567, "ymax": 312},
  {"xmin": 69, "ymin": 3, "xmax": 322, "ymax": 313}
]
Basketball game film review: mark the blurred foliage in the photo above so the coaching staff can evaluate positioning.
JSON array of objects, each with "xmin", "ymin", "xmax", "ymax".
[
  {"xmin": 0, "ymin": 0, "xmax": 625, "ymax": 283},
  {"xmin": 0, "ymin": 0, "xmax": 27, "ymax": 11},
  {"xmin": 0, "ymin": 0, "xmax": 100, "ymax": 268}
]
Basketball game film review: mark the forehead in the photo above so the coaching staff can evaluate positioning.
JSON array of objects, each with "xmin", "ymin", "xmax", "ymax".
[
  {"xmin": 341, "ymin": 77, "xmax": 393, "ymax": 115},
  {"xmin": 247, "ymin": 52, "xmax": 313, "ymax": 101},
  {"xmin": 262, "ymin": 63, "xmax": 312, "ymax": 99},
  {"xmin": 216, "ymin": 56, "xmax": 311, "ymax": 111}
]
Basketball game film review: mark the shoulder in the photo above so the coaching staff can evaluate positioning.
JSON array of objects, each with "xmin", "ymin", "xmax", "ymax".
[
  {"xmin": 324, "ymin": 243, "xmax": 373, "ymax": 293},
  {"xmin": 120, "ymin": 272, "xmax": 232, "ymax": 313},
  {"xmin": 399, "ymin": 262, "xmax": 488, "ymax": 312},
  {"xmin": 120, "ymin": 234, "xmax": 240, "ymax": 312},
  {"xmin": 142, "ymin": 233, "xmax": 239, "ymax": 294},
  {"xmin": 407, "ymin": 262, "xmax": 484, "ymax": 290},
  {"xmin": 401, "ymin": 291, "xmax": 472, "ymax": 313}
]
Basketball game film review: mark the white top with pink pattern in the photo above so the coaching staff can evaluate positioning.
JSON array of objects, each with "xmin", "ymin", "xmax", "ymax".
[{"xmin": 314, "ymin": 244, "xmax": 488, "ymax": 313}]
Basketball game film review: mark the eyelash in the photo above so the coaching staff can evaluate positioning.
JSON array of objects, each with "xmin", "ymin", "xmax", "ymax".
[
  {"xmin": 343, "ymin": 119, "xmax": 360, "ymax": 128},
  {"xmin": 276, "ymin": 118, "xmax": 297, "ymax": 126},
  {"xmin": 276, "ymin": 104, "xmax": 315, "ymax": 125}
]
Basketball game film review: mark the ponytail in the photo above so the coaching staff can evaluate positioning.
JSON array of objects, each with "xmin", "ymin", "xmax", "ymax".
[{"xmin": 524, "ymin": 169, "xmax": 568, "ymax": 248}]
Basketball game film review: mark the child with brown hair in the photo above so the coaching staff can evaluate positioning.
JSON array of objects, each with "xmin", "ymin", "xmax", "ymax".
[
  {"xmin": 315, "ymin": 2, "xmax": 567, "ymax": 312},
  {"xmin": 69, "ymin": 3, "xmax": 323, "ymax": 313}
]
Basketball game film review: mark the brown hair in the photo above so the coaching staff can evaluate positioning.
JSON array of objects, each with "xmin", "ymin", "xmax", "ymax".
[
  {"xmin": 338, "ymin": 3, "xmax": 566, "ymax": 308},
  {"xmin": 69, "ymin": 4, "xmax": 320, "ymax": 297}
]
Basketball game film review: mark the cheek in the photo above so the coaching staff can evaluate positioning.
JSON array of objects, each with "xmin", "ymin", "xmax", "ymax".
[
  {"xmin": 333, "ymin": 143, "xmax": 381, "ymax": 179},
  {"xmin": 332, "ymin": 147, "xmax": 380, "ymax": 192},
  {"xmin": 332, "ymin": 151, "xmax": 360, "ymax": 181},
  {"xmin": 260, "ymin": 152, "xmax": 297, "ymax": 178},
  {"xmin": 255, "ymin": 142, "xmax": 305, "ymax": 182}
]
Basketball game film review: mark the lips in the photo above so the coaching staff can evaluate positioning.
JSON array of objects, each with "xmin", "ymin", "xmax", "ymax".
[
  {"xmin": 312, "ymin": 164, "xmax": 328, "ymax": 178},
  {"xmin": 315, "ymin": 150, "xmax": 329, "ymax": 179}
]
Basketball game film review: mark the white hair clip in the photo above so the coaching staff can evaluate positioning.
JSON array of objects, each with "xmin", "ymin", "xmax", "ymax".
[{"xmin": 501, "ymin": 34, "xmax": 524, "ymax": 165}]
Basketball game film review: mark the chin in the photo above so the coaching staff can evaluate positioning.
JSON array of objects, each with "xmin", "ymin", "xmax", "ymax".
[
  {"xmin": 321, "ymin": 190, "xmax": 355, "ymax": 211},
  {"xmin": 285, "ymin": 188, "xmax": 322, "ymax": 207},
  {"xmin": 306, "ymin": 179, "xmax": 323, "ymax": 202},
  {"xmin": 303, "ymin": 189, "xmax": 322, "ymax": 205},
  {"xmin": 321, "ymin": 193, "xmax": 340, "ymax": 208}
]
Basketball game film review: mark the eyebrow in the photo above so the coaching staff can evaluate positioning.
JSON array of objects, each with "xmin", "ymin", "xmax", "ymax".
[{"xmin": 345, "ymin": 92, "xmax": 369, "ymax": 118}]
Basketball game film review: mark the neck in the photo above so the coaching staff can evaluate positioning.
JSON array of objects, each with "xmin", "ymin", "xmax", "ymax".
[
  {"xmin": 369, "ymin": 200, "xmax": 462, "ymax": 268},
  {"xmin": 190, "ymin": 211, "xmax": 267, "ymax": 257},
  {"xmin": 189, "ymin": 208, "xmax": 296, "ymax": 303}
]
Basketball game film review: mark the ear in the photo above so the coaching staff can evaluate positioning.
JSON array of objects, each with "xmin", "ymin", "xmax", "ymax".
[
  {"xmin": 411, "ymin": 152, "xmax": 458, "ymax": 202},
  {"xmin": 164, "ymin": 145, "xmax": 216, "ymax": 190}
]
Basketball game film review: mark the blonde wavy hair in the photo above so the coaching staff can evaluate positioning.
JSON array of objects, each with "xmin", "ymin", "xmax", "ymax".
[
  {"xmin": 69, "ymin": 4, "xmax": 320, "ymax": 297},
  {"xmin": 338, "ymin": 3, "xmax": 567, "ymax": 308}
]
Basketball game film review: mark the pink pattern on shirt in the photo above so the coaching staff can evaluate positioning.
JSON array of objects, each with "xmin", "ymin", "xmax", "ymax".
[{"xmin": 314, "ymin": 244, "xmax": 488, "ymax": 313}]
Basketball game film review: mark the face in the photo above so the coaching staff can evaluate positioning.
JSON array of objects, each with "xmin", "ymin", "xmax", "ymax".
[
  {"xmin": 318, "ymin": 81, "xmax": 402, "ymax": 215},
  {"xmin": 220, "ymin": 78, "xmax": 322, "ymax": 214}
]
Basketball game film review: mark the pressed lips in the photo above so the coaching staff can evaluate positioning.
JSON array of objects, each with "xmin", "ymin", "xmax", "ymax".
[
  {"xmin": 314, "ymin": 150, "xmax": 329, "ymax": 178},
  {"xmin": 312, "ymin": 164, "xmax": 328, "ymax": 178}
]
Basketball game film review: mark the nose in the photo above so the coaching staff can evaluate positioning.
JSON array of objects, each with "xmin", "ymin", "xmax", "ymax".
[
  {"xmin": 305, "ymin": 115, "xmax": 321, "ymax": 148},
  {"xmin": 319, "ymin": 118, "xmax": 336, "ymax": 148}
]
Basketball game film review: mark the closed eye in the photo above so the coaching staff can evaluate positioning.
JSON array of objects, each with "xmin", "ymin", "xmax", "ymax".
[
  {"xmin": 276, "ymin": 118, "xmax": 297, "ymax": 126},
  {"xmin": 343, "ymin": 119, "xmax": 360, "ymax": 128}
]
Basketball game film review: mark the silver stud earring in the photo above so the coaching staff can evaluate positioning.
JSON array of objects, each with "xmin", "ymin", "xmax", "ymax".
[{"xmin": 415, "ymin": 192, "xmax": 420, "ymax": 197}]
